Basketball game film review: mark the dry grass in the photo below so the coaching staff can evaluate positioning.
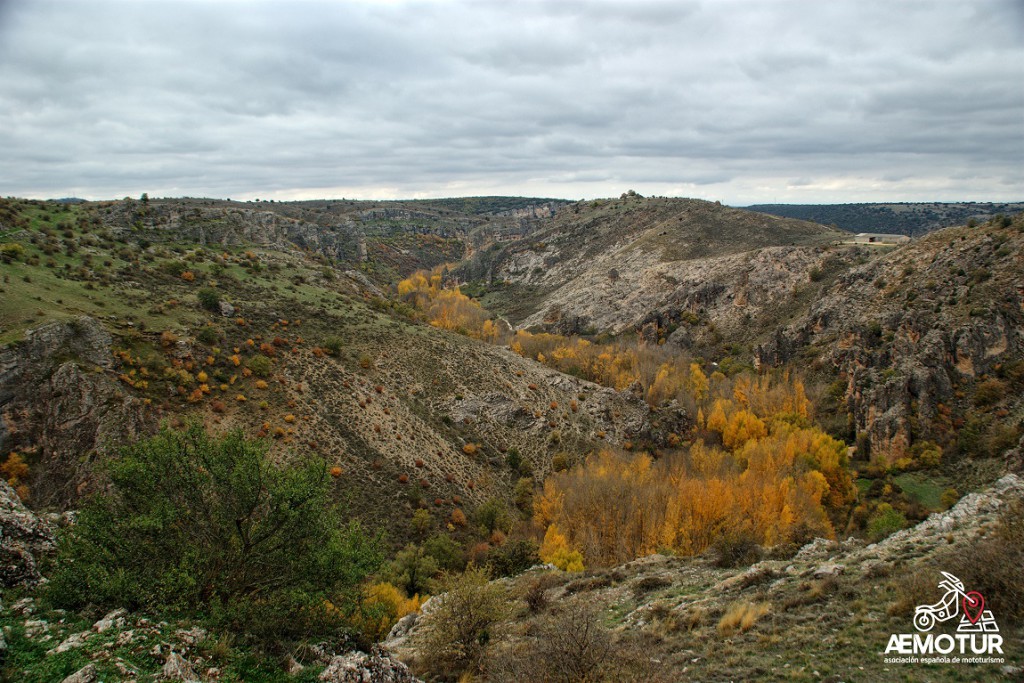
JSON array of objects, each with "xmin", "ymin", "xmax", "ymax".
[{"xmin": 717, "ymin": 601, "xmax": 770, "ymax": 637}]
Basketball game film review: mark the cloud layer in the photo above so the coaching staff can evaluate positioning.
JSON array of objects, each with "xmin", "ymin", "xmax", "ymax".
[{"xmin": 1, "ymin": 0, "xmax": 1021, "ymax": 203}]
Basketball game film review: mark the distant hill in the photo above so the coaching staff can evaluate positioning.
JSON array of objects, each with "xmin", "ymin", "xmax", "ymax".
[
  {"xmin": 746, "ymin": 202, "xmax": 1024, "ymax": 236},
  {"xmin": 457, "ymin": 195, "xmax": 846, "ymax": 340}
]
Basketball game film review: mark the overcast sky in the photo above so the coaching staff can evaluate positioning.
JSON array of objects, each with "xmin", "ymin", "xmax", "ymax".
[{"xmin": 1, "ymin": 0, "xmax": 1022, "ymax": 204}]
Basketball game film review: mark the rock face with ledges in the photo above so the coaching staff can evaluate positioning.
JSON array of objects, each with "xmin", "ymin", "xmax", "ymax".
[{"xmin": 756, "ymin": 217, "xmax": 1024, "ymax": 461}]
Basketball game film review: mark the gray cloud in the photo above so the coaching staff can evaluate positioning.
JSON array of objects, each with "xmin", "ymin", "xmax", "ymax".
[{"xmin": 0, "ymin": 0, "xmax": 1021, "ymax": 203}]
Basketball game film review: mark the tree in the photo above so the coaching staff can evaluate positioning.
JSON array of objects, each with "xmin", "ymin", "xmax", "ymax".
[
  {"xmin": 48, "ymin": 424, "xmax": 382, "ymax": 643},
  {"xmin": 387, "ymin": 543, "xmax": 440, "ymax": 596}
]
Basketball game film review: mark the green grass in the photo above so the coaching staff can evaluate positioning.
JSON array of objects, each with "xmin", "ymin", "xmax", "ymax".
[{"xmin": 893, "ymin": 472, "xmax": 951, "ymax": 510}]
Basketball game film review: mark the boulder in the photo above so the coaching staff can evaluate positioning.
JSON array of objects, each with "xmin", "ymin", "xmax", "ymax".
[
  {"xmin": 162, "ymin": 651, "xmax": 199, "ymax": 682},
  {"xmin": 92, "ymin": 608, "xmax": 128, "ymax": 633},
  {"xmin": 61, "ymin": 664, "xmax": 97, "ymax": 683},
  {"xmin": 319, "ymin": 646, "xmax": 421, "ymax": 683},
  {"xmin": 813, "ymin": 563, "xmax": 845, "ymax": 579},
  {"xmin": 49, "ymin": 631, "xmax": 90, "ymax": 655}
]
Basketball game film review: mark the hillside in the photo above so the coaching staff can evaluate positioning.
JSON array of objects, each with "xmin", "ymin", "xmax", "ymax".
[
  {"xmin": 388, "ymin": 473, "xmax": 1024, "ymax": 682},
  {"xmin": 0, "ymin": 197, "xmax": 651, "ymax": 539},
  {"xmin": 458, "ymin": 194, "xmax": 850, "ymax": 353},
  {"xmin": 757, "ymin": 213, "xmax": 1024, "ymax": 470},
  {"xmin": 3, "ymin": 196, "xmax": 1023, "ymax": 682},
  {"xmin": 747, "ymin": 202, "xmax": 1024, "ymax": 236}
]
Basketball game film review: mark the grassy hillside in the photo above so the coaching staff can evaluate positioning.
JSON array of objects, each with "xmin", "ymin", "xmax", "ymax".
[{"xmin": 0, "ymin": 197, "xmax": 647, "ymax": 544}]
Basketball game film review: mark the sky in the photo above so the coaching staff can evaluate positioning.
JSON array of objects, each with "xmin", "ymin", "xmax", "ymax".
[{"xmin": 1, "ymin": 0, "xmax": 1022, "ymax": 205}]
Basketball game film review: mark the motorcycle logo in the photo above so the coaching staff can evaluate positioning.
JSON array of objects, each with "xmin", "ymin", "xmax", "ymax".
[{"xmin": 914, "ymin": 572, "xmax": 998, "ymax": 633}]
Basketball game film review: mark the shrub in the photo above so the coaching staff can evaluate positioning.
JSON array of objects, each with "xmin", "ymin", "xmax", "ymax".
[
  {"xmin": 415, "ymin": 565, "xmax": 508, "ymax": 680},
  {"xmin": 197, "ymin": 287, "xmax": 220, "ymax": 311},
  {"xmin": 0, "ymin": 242, "xmax": 26, "ymax": 262},
  {"xmin": 632, "ymin": 575, "xmax": 672, "ymax": 598},
  {"xmin": 473, "ymin": 498, "xmax": 512, "ymax": 535},
  {"xmin": 485, "ymin": 539, "xmax": 540, "ymax": 578},
  {"xmin": 323, "ymin": 336, "xmax": 343, "ymax": 355},
  {"xmin": 411, "ymin": 508, "xmax": 432, "ymax": 537},
  {"xmin": 423, "ymin": 533, "xmax": 465, "ymax": 573},
  {"xmin": 246, "ymin": 354, "xmax": 273, "ymax": 378},
  {"xmin": 387, "ymin": 543, "xmax": 439, "ymax": 597},
  {"xmin": 713, "ymin": 531, "xmax": 763, "ymax": 568},
  {"xmin": 973, "ymin": 378, "xmax": 1006, "ymax": 407},
  {"xmin": 196, "ymin": 326, "xmax": 219, "ymax": 345},
  {"xmin": 488, "ymin": 602, "xmax": 641, "ymax": 683},
  {"xmin": 47, "ymin": 424, "xmax": 382, "ymax": 644},
  {"xmin": 550, "ymin": 451, "xmax": 572, "ymax": 472},
  {"xmin": 947, "ymin": 499, "xmax": 1024, "ymax": 622},
  {"xmin": 867, "ymin": 503, "xmax": 906, "ymax": 541}
]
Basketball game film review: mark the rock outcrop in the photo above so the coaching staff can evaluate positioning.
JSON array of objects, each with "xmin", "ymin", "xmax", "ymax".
[
  {"xmin": 0, "ymin": 478, "xmax": 55, "ymax": 587},
  {"xmin": 319, "ymin": 646, "xmax": 422, "ymax": 683},
  {"xmin": 755, "ymin": 218, "xmax": 1024, "ymax": 461},
  {"xmin": 0, "ymin": 317, "xmax": 152, "ymax": 509}
]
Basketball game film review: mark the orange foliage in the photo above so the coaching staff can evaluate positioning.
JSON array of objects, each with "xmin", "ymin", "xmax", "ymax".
[
  {"xmin": 397, "ymin": 268, "xmax": 505, "ymax": 342},
  {"xmin": 1, "ymin": 452, "xmax": 29, "ymax": 487},
  {"xmin": 536, "ymin": 412, "xmax": 853, "ymax": 567}
]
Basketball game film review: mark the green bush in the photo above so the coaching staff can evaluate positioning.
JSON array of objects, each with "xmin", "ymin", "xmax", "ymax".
[
  {"xmin": 0, "ymin": 242, "xmax": 25, "ymax": 262},
  {"xmin": 423, "ymin": 533, "xmax": 465, "ymax": 573},
  {"xmin": 197, "ymin": 287, "xmax": 220, "ymax": 312},
  {"xmin": 415, "ymin": 565, "xmax": 508, "ymax": 680},
  {"xmin": 473, "ymin": 498, "xmax": 513, "ymax": 536},
  {"xmin": 485, "ymin": 539, "xmax": 540, "ymax": 578},
  {"xmin": 246, "ymin": 354, "xmax": 273, "ymax": 378},
  {"xmin": 867, "ymin": 503, "xmax": 906, "ymax": 542},
  {"xmin": 386, "ymin": 543, "xmax": 440, "ymax": 596},
  {"xmin": 195, "ymin": 325, "xmax": 220, "ymax": 345},
  {"xmin": 47, "ymin": 424, "xmax": 382, "ymax": 644},
  {"xmin": 323, "ymin": 336, "xmax": 344, "ymax": 356}
]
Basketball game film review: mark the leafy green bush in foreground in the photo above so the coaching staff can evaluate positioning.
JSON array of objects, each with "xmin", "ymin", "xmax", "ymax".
[{"xmin": 47, "ymin": 423, "xmax": 382, "ymax": 645}]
